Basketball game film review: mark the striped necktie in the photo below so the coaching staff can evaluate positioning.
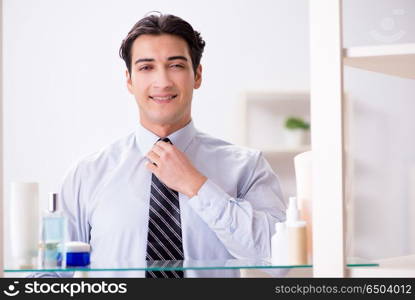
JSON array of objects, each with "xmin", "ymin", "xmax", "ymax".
[{"xmin": 145, "ymin": 138, "xmax": 184, "ymax": 278}]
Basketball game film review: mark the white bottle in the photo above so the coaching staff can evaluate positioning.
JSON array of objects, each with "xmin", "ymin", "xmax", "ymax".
[
  {"xmin": 271, "ymin": 222, "xmax": 288, "ymax": 265},
  {"xmin": 286, "ymin": 196, "xmax": 307, "ymax": 265},
  {"xmin": 10, "ymin": 182, "xmax": 39, "ymax": 268}
]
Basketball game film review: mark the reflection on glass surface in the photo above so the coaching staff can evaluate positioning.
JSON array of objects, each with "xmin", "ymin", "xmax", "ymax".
[{"xmin": 4, "ymin": 258, "xmax": 378, "ymax": 273}]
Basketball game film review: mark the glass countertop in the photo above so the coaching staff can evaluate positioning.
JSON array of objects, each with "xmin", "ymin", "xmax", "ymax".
[{"xmin": 4, "ymin": 258, "xmax": 378, "ymax": 273}]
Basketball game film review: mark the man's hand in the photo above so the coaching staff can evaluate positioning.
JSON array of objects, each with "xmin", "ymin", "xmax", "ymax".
[{"xmin": 145, "ymin": 140, "xmax": 207, "ymax": 198}]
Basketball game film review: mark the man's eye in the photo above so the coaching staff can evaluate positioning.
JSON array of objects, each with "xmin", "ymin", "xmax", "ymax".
[
  {"xmin": 170, "ymin": 64, "xmax": 184, "ymax": 69},
  {"xmin": 138, "ymin": 65, "xmax": 152, "ymax": 71}
]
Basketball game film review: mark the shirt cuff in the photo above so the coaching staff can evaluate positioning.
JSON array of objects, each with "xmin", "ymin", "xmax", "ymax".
[{"xmin": 187, "ymin": 179, "xmax": 229, "ymax": 223}]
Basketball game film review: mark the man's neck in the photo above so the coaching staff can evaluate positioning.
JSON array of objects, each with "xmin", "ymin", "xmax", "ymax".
[{"xmin": 140, "ymin": 119, "xmax": 191, "ymax": 138}]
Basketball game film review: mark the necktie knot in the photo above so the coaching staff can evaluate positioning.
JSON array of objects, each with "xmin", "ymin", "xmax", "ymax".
[{"xmin": 158, "ymin": 137, "xmax": 172, "ymax": 144}]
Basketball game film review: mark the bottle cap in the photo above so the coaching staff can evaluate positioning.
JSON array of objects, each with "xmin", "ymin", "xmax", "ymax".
[
  {"xmin": 66, "ymin": 241, "xmax": 91, "ymax": 253},
  {"xmin": 48, "ymin": 193, "xmax": 58, "ymax": 212}
]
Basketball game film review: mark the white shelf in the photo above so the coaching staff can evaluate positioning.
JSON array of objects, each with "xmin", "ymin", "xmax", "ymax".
[
  {"xmin": 238, "ymin": 91, "xmax": 310, "ymax": 207},
  {"xmin": 261, "ymin": 146, "xmax": 310, "ymax": 155},
  {"xmin": 343, "ymin": 43, "xmax": 415, "ymax": 80},
  {"xmin": 240, "ymin": 91, "xmax": 310, "ymax": 151}
]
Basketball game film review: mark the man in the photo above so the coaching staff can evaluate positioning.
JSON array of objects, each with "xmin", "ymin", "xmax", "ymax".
[{"xmin": 43, "ymin": 13, "xmax": 286, "ymax": 278}]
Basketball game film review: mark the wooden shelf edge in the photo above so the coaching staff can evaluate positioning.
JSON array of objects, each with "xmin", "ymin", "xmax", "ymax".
[{"xmin": 343, "ymin": 43, "xmax": 415, "ymax": 80}]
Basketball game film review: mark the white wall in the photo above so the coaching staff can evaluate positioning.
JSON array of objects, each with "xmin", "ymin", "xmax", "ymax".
[{"xmin": 3, "ymin": 0, "xmax": 310, "ymax": 264}]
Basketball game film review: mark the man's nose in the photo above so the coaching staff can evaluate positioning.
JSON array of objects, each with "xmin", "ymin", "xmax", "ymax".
[{"xmin": 153, "ymin": 69, "xmax": 173, "ymax": 89}]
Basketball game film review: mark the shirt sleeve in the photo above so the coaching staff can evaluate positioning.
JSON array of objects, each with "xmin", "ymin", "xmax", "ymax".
[
  {"xmin": 187, "ymin": 151, "xmax": 286, "ymax": 260},
  {"xmin": 59, "ymin": 162, "xmax": 91, "ymax": 244}
]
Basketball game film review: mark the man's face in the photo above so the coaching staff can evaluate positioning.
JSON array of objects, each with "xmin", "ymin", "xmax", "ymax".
[{"xmin": 126, "ymin": 34, "xmax": 202, "ymax": 131}]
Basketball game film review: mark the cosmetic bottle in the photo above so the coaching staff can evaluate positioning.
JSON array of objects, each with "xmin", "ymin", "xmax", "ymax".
[
  {"xmin": 39, "ymin": 193, "xmax": 67, "ymax": 268},
  {"xmin": 66, "ymin": 241, "xmax": 91, "ymax": 267},
  {"xmin": 286, "ymin": 196, "xmax": 307, "ymax": 265},
  {"xmin": 10, "ymin": 182, "xmax": 39, "ymax": 268},
  {"xmin": 271, "ymin": 222, "xmax": 288, "ymax": 265}
]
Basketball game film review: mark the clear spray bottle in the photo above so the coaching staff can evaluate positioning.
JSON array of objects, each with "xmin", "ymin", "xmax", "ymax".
[{"xmin": 39, "ymin": 193, "xmax": 67, "ymax": 268}]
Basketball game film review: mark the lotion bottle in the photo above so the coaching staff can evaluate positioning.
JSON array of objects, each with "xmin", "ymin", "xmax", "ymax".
[
  {"xmin": 286, "ymin": 196, "xmax": 307, "ymax": 265},
  {"xmin": 271, "ymin": 222, "xmax": 288, "ymax": 265}
]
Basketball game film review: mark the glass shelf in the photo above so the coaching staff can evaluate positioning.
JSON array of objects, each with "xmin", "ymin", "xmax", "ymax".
[{"xmin": 4, "ymin": 258, "xmax": 378, "ymax": 273}]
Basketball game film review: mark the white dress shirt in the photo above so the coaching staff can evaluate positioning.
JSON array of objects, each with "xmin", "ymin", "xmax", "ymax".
[{"xmin": 35, "ymin": 120, "xmax": 286, "ymax": 277}]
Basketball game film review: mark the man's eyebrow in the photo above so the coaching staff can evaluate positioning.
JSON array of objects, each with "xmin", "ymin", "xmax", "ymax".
[
  {"xmin": 134, "ymin": 56, "xmax": 188, "ymax": 65},
  {"xmin": 134, "ymin": 58, "xmax": 154, "ymax": 64},
  {"xmin": 168, "ymin": 56, "xmax": 188, "ymax": 61}
]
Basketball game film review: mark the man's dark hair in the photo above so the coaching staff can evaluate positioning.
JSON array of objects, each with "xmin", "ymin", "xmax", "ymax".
[{"xmin": 119, "ymin": 13, "xmax": 206, "ymax": 76}]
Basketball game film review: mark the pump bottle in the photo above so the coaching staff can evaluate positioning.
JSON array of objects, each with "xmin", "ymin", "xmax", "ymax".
[{"xmin": 286, "ymin": 196, "xmax": 307, "ymax": 265}]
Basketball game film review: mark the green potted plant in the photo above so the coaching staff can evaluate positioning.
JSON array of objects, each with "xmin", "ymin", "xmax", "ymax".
[{"xmin": 283, "ymin": 116, "xmax": 310, "ymax": 148}]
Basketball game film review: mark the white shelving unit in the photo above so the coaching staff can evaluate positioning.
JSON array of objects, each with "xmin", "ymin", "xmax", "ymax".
[
  {"xmin": 240, "ymin": 92, "xmax": 310, "ymax": 149},
  {"xmin": 239, "ymin": 92, "xmax": 310, "ymax": 203},
  {"xmin": 310, "ymin": 0, "xmax": 415, "ymax": 277}
]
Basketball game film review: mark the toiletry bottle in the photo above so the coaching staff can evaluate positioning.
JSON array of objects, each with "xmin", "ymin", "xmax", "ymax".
[
  {"xmin": 271, "ymin": 222, "xmax": 288, "ymax": 265},
  {"xmin": 10, "ymin": 182, "xmax": 39, "ymax": 269},
  {"xmin": 286, "ymin": 196, "xmax": 307, "ymax": 265},
  {"xmin": 66, "ymin": 241, "xmax": 91, "ymax": 267},
  {"xmin": 40, "ymin": 193, "xmax": 67, "ymax": 268}
]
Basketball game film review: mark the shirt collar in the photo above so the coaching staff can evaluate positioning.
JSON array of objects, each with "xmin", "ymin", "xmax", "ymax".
[{"xmin": 135, "ymin": 120, "xmax": 197, "ymax": 155}]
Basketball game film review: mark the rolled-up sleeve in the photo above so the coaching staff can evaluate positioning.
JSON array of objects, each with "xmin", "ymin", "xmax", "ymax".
[{"xmin": 187, "ymin": 152, "xmax": 286, "ymax": 259}]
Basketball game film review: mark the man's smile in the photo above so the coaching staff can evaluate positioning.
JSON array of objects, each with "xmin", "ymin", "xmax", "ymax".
[{"xmin": 149, "ymin": 94, "xmax": 178, "ymax": 103}]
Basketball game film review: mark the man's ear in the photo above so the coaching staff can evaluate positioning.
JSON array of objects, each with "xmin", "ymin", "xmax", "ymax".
[
  {"xmin": 126, "ymin": 70, "xmax": 133, "ymax": 94},
  {"xmin": 194, "ymin": 64, "xmax": 202, "ymax": 89}
]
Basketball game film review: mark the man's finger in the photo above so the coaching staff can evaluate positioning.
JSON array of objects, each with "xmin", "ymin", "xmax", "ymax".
[
  {"xmin": 147, "ymin": 151, "xmax": 160, "ymax": 166},
  {"xmin": 145, "ymin": 161, "xmax": 157, "ymax": 173},
  {"xmin": 156, "ymin": 140, "xmax": 173, "ymax": 150},
  {"xmin": 150, "ymin": 144, "xmax": 164, "ymax": 157}
]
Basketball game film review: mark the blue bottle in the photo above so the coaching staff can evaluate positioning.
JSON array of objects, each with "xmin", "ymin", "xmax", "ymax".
[{"xmin": 40, "ymin": 193, "xmax": 67, "ymax": 268}]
